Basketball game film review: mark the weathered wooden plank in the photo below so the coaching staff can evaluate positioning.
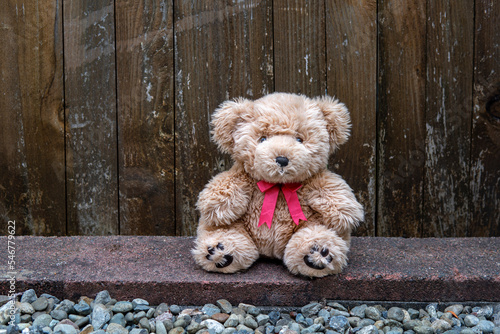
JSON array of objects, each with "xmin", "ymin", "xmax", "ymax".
[
  {"xmin": 423, "ymin": 0, "xmax": 474, "ymax": 237},
  {"xmin": 64, "ymin": 0, "xmax": 119, "ymax": 235},
  {"xmin": 174, "ymin": 0, "xmax": 273, "ymax": 236},
  {"xmin": 377, "ymin": 0, "xmax": 426, "ymax": 237},
  {"xmin": 470, "ymin": 0, "xmax": 500, "ymax": 236},
  {"xmin": 273, "ymin": 0, "xmax": 325, "ymax": 95},
  {"xmin": 0, "ymin": 0, "xmax": 65, "ymax": 235},
  {"xmin": 325, "ymin": 0, "xmax": 377, "ymax": 236},
  {"xmin": 115, "ymin": 0, "xmax": 175, "ymax": 235}
]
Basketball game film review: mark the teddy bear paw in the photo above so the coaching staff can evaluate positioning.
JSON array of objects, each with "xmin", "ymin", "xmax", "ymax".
[
  {"xmin": 303, "ymin": 244, "xmax": 334, "ymax": 270},
  {"xmin": 205, "ymin": 242, "xmax": 233, "ymax": 268},
  {"xmin": 284, "ymin": 225, "xmax": 349, "ymax": 277}
]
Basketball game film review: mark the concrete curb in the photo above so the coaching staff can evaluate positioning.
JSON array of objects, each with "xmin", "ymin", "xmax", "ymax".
[{"xmin": 0, "ymin": 236, "xmax": 499, "ymax": 305}]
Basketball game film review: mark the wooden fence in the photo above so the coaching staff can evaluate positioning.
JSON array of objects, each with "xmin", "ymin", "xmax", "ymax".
[{"xmin": 1, "ymin": 0, "xmax": 499, "ymax": 237}]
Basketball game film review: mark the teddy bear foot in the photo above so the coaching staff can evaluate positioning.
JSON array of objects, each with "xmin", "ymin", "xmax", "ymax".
[
  {"xmin": 284, "ymin": 225, "xmax": 349, "ymax": 278},
  {"xmin": 205, "ymin": 243, "xmax": 233, "ymax": 268},
  {"xmin": 192, "ymin": 229, "xmax": 259, "ymax": 274},
  {"xmin": 303, "ymin": 244, "xmax": 334, "ymax": 270}
]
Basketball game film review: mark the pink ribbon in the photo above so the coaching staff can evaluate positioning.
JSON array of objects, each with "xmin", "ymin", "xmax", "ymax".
[{"xmin": 257, "ymin": 181, "xmax": 308, "ymax": 228}]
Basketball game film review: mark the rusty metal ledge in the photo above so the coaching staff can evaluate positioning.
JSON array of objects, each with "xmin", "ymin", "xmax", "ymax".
[{"xmin": 0, "ymin": 236, "xmax": 498, "ymax": 305}]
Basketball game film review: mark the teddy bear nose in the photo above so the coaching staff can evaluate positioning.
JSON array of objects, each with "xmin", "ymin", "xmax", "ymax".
[{"xmin": 276, "ymin": 156, "xmax": 289, "ymax": 167}]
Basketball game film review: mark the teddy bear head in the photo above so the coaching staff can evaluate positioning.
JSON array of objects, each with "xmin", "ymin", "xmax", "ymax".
[{"xmin": 211, "ymin": 92, "xmax": 351, "ymax": 183}]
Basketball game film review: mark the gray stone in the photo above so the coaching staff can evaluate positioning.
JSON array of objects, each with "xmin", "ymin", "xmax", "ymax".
[
  {"xmin": 357, "ymin": 325, "xmax": 378, "ymax": 334},
  {"xmin": 359, "ymin": 319, "xmax": 376, "ymax": 328},
  {"xmin": 464, "ymin": 315, "xmax": 479, "ymax": 327},
  {"xmin": 40, "ymin": 294, "xmax": 60, "ymax": 305},
  {"xmin": 350, "ymin": 305, "xmax": 367, "ymax": 319},
  {"xmin": 174, "ymin": 315, "xmax": 191, "ymax": 328},
  {"xmin": 328, "ymin": 316, "xmax": 349, "ymax": 332},
  {"xmin": 92, "ymin": 304, "xmax": 112, "ymax": 330},
  {"xmin": 50, "ymin": 320, "xmax": 60, "ymax": 328},
  {"xmin": 413, "ymin": 326, "xmax": 433, "ymax": 334},
  {"xmin": 201, "ymin": 320, "xmax": 225, "ymax": 334},
  {"xmin": 34, "ymin": 314, "xmax": 53, "ymax": 328},
  {"xmin": 74, "ymin": 301, "xmax": 92, "ymax": 316},
  {"xmin": 459, "ymin": 329, "xmax": 475, "ymax": 334},
  {"xmin": 53, "ymin": 324, "xmax": 78, "ymax": 334},
  {"xmin": 236, "ymin": 324, "xmax": 253, "ymax": 333},
  {"xmin": 403, "ymin": 321, "xmax": 421, "ymax": 331},
  {"xmin": 492, "ymin": 328, "xmax": 500, "ymax": 334},
  {"xmin": 164, "ymin": 319, "xmax": 175, "ymax": 331},
  {"xmin": 170, "ymin": 305, "xmax": 182, "ymax": 315},
  {"xmin": 54, "ymin": 300, "xmax": 75, "ymax": 314},
  {"xmin": 268, "ymin": 312, "xmax": 280, "ymax": 325},
  {"xmin": 493, "ymin": 313, "xmax": 500, "ymax": 327},
  {"xmin": 130, "ymin": 329, "xmax": 149, "ymax": 334},
  {"xmin": 134, "ymin": 311, "xmax": 147, "ymax": 322},
  {"xmin": 139, "ymin": 317, "xmax": 151, "ymax": 331},
  {"xmin": 106, "ymin": 323, "xmax": 129, "ymax": 334},
  {"xmin": 425, "ymin": 305, "xmax": 438, "ymax": 319},
  {"xmin": 18, "ymin": 302, "xmax": 35, "ymax": 314},
  {"xmin": 327, "ymin": 303, "xmax": 348, "ymax": 313},
  {"xmin": 94, "ymin": 291, "xmax": 111, "ymax": 306},
  {"xmin": 347, "ymin": 317, "xmax": 360, "ymax": 328},
  {"xmin": 288, "ymin": 323, "xmax": 301, "ymax": 333},
  {"xmin": 365, "ymin": 307, "xmax": 381, "ymax": 321},
  {"xmin": 244, "ymin": 316, "xmax": 258, "ymax": 329},
  {"xmin": 330, "ymin": 310, "xmax": 350, "ymax": 318},
  {"xmin": 75, "ymin": 316, "xmax": 90, "ymax": 328},
  {"xmin": 474, "ymin": 320, "xmax": 494, "ymax": 333},
  {"xmin": 444, "ymin": 305, "xmax": 463, "ymax": 316},
  {"xmin": 300, "ymin": 303, "xmax": 322, "ymax": 318},
  {"xmin": 125, "ymin": 313, "xmax": 135, "ymax": 323},
  {"xmin": 383, "ymin": 320, "xmax": 403, "ymax": 328},
  {"xmin": 318, "ymin": 309, "xmax": 330, "ymax": 322},
  {"xmin": 407, "ymin": 309, "xmax": 419, "ymax": 320},
  {"xmin": 256, "ymin": 315, "xmax": 270, "ymax": 327},
  {"xmin": 21, "ymin": 290, "xmax": 37, "ymax": 304},
  {"xmin": 110, "ymin": 314, "xmax": 127, "ymax": 328},
  {"xmin": 186, "ymin": 321, "xmax": 201, "ymax": 334},
  {"xmin": 202, "ymin": 305, "xmax": 222, "ymax": 318},
  {"xmin": 221, "ymin": 329, "xmax": 237, "ymax": 334},
  {"xmin": 216, "ymin": 301, "xmax": 232, "ymax": 314},
  {"xmin": 387, "ymin": 308, "xmax": 405, "ymax": 323},
  {"xmin": 301, "ymin": 324, "xmax": 321, "ymax": 334},
  {"xmin": 477, "ymin": 306, "xmax": 494, "ymax": 319},
  {"xmin": 134, "ymin": 305, "xmax": 151, "ymax": 312},
  {"xmin": 431, "ymin": 319, "xmax": 451, "ymax": 333},
  {"xmin": 225, "ymin": 315, "xmax": 240, "ymax": 328},
  {"xmin": 112, "ymin": 302, "xmax": 133, "ymax": 314},
  {"xmin": 385, "ymin": 329, "xmax": 403, "ymax": 334},
  {"xmin": 33, "ymin": 297, "xmax": 49, "ymax": 312},
  {"xmin": 157, "ymin": 321, "xmax": 168, "ymax": 334},
  {"xmin": 312, "ymin": 317, "xmax": 324, "ymax": 326}
]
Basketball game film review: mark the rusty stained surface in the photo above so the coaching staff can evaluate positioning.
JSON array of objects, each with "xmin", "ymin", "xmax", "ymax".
[{"xmin": 0, "ymin": 236, "xmax": 499, "ymax": 306}]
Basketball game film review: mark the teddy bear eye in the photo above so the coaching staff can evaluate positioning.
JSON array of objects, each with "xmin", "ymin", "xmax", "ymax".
[
  {"xmin": 259, "ymin": 136, "xmax": 267, "ymax": 143},
  {"xmin": 296, "ymin": 137, "xmax": 303, "ymax": 143}
]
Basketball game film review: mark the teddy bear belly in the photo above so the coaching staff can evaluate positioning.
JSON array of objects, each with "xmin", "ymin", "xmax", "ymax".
[{"xmin": 244, "ymin": 198, "xmax": 301, "ymax": 259}]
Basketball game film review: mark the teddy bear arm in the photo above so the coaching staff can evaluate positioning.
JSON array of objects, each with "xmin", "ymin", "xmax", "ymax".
[
  {"xmin": 197, "ymin": 171, "xmax": 253, "ymax": 227},
  {"xmin": 305, "ymin": 177, "xmax": 364, "ymax": 235}
]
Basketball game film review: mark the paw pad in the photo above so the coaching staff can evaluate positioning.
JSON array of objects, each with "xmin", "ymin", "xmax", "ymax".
[
  {"xmin": 304, "ymin": 245, "xmax": 333, "ymax": 270},
  {"xmin": 205, "ymin": 243, "xmax": 233, "ymax": 268}
]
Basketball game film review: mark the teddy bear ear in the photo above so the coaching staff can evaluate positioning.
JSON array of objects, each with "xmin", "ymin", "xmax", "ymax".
[
  {"xmin": 314, "ymin": 96, "xmax": 352, "ymax": 153},
  {"xmin": 211, "ymin": 97, "xmax": 253, "ymax": 154}
]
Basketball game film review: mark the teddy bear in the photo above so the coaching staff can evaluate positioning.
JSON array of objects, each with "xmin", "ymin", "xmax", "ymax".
[{"xmin": 191, "ymin": 92, "xmax": 364, "ymax": 277}]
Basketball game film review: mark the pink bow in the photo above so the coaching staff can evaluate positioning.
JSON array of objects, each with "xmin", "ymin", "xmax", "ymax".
[{"xmin": 257, "ymin": 181, "xmax": 308, "ymax": 228}]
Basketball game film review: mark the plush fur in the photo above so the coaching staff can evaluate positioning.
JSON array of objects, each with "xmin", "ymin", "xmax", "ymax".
[{"xmin": 192, "ymin": 92, "xmax": 364, "ymax": 277}]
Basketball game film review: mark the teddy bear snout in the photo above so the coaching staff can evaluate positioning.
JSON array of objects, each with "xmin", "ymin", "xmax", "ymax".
[{"xmin": 275, "ymin": 156, "xmax": 289, "ymax": 167}]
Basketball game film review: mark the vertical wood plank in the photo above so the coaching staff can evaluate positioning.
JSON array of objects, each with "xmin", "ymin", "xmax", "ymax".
[
  {"xmin": 377, "ymin": 0, "xmax": 426, "ymax": 237},
  {"xmin": 0, "ymin": 0, "xmax": 66, "ymax": 235},
  {"xmin": 175, "ymin": 0, "xmax": 273, "ymax": 236},
  {"xmin": 423, "ymin": 0, "xmax": 474, "ymax": 237},
  {"xmin": 115, "ymin": 0, "xmax": 175, "ymax": 235},
  {"xmin": 64, "ymin": 0, "xmax": 119, "ymax": 235},
  {"xmin": 325, "ymin": 0, "xmax": 377, "ymax": 236},
  {"xmin": 470, "ymin": 0, "xmax": 500, "ymax": 236},
  {"xmin": 273, "ymin": 0, "xmax": 326, "ymax": 95}
]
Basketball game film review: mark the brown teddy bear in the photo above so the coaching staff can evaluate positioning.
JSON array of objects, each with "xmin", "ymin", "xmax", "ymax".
[{"xmin": 192, "ymin": 92, "xmax": 364, "ymax": 277}]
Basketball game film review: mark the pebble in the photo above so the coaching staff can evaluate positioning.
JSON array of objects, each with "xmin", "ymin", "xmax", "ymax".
[
  {"xmin": 358, "ymin": 325, "xmax": 378, "ymax": 334},
  {"xmin": 202, "ymin": 319, "xmax": 225, "ymax": 334},
  {"xmin": 301, "ymin": 303, "xmax": 322, "ymax": 318},
  {"xmin": 464, "ymin": 315, "xmax": 479, "ymax": 327},
  {"xmin": 170, "ymin": 305, "xmax": 182, "ymax": 315},
  {"xmin": 53, "ymin": 323, "xmax": 78, "ymax": 334},
  {"xmin": 365, "ymin": 307, "xmax": 381, "ymax": 321},
  {"xmin": 217, "ymin": 300, "xmax": 233, "ymax": 314},
  {"xmin": 106, "ymin": 323, "xmax": 129, "ymax": 334},
  {"xmin": 92, "ymin": 304, "xmax": 112, "ymax": 330},
  {"xmin": 328, "ymin": 316, "xmax": 349, "ymax": 332},
  {"xmin": 32, "ymin": 297, "xmax": 49, "ymax": 311},
  {"xmin": 350, "ymin": 305, "xmax": 367, "ymax": 318},
  {"xmin": 20, "ymin": 290, "xmax": 37, "ymax": 304},
  {"xmin": 74, "ymin": 300, "xmax": 92, "ymax": 315},
  {"xmin": 388, "ymin": 308, "xmax": 405, "ymax": 322},
  {"xmin": 94, "ymin": 291, "xmax": 111, "ymax": 306},
  {"xmin": 33, "ymin": 314, "xmax": 53, "ymax": 328}
]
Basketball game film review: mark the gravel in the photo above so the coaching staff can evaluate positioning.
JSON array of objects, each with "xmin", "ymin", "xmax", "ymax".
[{"xmin": 1, "ymin": 290, "xmax": 499, "ymax": 334}]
